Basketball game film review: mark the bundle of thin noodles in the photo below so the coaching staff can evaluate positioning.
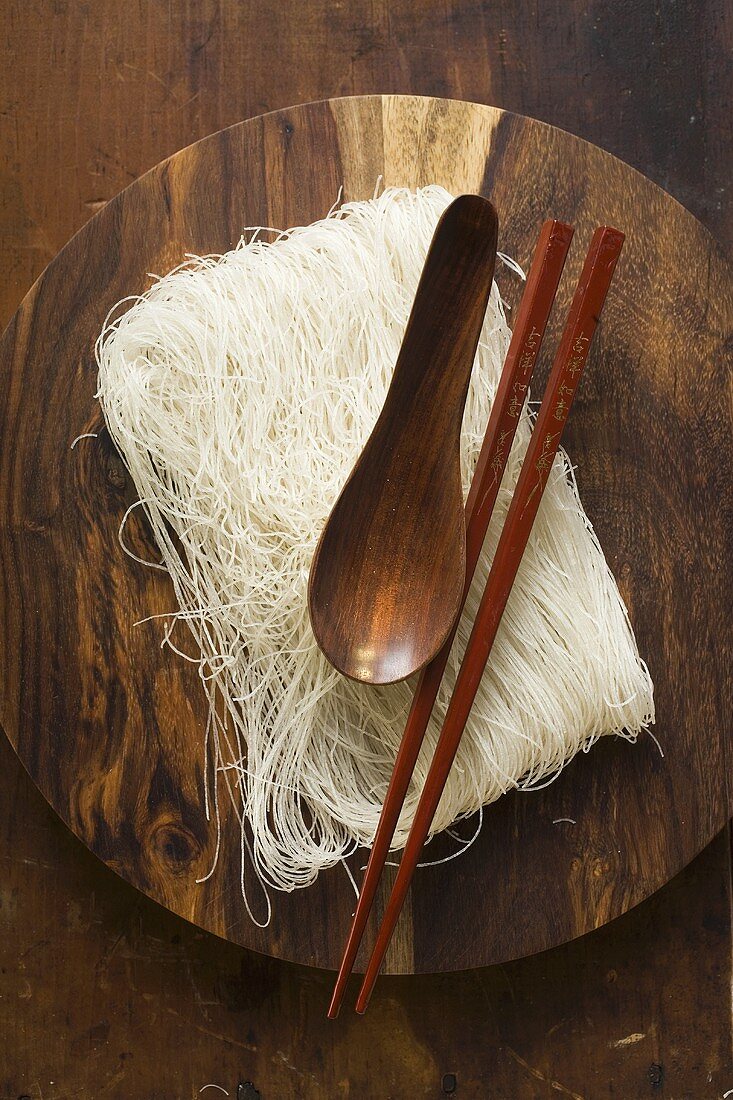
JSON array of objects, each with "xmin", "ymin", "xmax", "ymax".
[{"xmin": 95, "ymin": 185, "xmax": 654, "ymax": 924}]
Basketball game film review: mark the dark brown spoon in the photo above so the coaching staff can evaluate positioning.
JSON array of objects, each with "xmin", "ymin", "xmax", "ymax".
[{"xmin": 308, "ymin": 194, "xmax": 499, "ymax": 684}]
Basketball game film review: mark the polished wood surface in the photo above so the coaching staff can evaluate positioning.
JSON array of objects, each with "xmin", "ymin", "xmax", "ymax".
[
  {"xmin": 1, "ymin": 3, "xmax": 731, "ymax": 1095},
  {"xmin": 330, "ymin": 219, "xmax": 574, "ymax": 1016},
  {"xmin": 0, "ymin": 94, "xmax": 731, "ymax": 979},
  {"xmin": 309, "ymin": 195, "xmax": 498, "ymax": 684},
  {"xmin": 2, "ymin": 728, "xmax": 730, "ymax": 1097}
]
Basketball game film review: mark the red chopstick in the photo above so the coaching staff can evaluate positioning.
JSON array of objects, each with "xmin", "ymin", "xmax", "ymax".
[
  {"xmin": 327, "ymin": 220, "xmax": 574, "ymax": 1018},
  {"xmin": 355, "ymin": 225, "xmax": 625, "ymax": 1014}
]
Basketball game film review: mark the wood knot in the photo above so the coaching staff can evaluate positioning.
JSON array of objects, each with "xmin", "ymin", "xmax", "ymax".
[
  {"xmin": 238, "ymin": 1084, "xmax": 261, "ymax": 1100},
  {"xmin": 71, "ymin": 1020, "xmax": 110, "ymax": 1056},
  {"xmin": 149, "ymin": 821, "xmax": 201, "ymax": 873},
  {"xmin": 592, "ymin": 856, "xmax": 612, "ymax": 877},
  {"xmin": 105, "ymin": 456, "xmax": 128, "ymax": 490}
]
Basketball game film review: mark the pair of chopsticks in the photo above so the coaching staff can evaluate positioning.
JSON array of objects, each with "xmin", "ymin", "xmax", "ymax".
[{"xmin": 329, "ymin": 219, "xmax": 625, "ymax": 1018}]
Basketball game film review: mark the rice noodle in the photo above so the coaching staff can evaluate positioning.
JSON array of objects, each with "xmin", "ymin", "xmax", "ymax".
[{"xmin": 95, "ymin": 185, "xmax": 654, "ymax": 921}]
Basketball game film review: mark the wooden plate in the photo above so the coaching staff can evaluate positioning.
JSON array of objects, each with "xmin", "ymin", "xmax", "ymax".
[{"xmin": 0, "ymin": 95, "xmax": 730, "ymax": 974}]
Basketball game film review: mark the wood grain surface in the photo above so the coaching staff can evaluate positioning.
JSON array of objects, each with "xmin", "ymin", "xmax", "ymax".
[
  {"xmin": 1, "ymin": 3, "xmax": 732, "ymax": 1097},
  {"xmin": 2, "ymin": 726, "xmax": 731, "ymax": 1097},
  {"xmin": 0, "ymin": 92, "xmax": 731, "ymax": 979}
]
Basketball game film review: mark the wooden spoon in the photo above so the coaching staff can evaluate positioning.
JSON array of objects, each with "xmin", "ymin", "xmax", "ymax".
[{"xmin": 308, "ymin": 195, "xmax": 499, "ymax": 684}]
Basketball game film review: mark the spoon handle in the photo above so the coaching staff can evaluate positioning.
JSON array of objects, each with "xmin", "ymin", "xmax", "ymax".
[{"xmin": 382, "ymin": 194, "xmax": 499, "ymax": 440}]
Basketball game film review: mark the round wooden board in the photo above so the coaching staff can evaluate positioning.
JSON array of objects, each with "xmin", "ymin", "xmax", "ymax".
[{"xmin": 0, "ymin": 95, "xmax": 731, "ymax": 975}]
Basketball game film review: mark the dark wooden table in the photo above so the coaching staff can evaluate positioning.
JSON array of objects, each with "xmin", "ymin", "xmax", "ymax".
[{"xmin": 0, "ymin": 3, "xmax": 730, "ymax": 1097}]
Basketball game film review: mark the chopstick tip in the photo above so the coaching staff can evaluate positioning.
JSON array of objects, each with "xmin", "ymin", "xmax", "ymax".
[
  {"xmin": 354, "ymin": 984, "xmax": 372, "ymax": 1014},
  {"xmin": 327, "ymin": 987, "xmax": 344, "ymax": 1019}
]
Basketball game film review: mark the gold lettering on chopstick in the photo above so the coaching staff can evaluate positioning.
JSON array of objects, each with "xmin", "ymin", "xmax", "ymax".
[
  {"xmin": 565, "ymin": 332, "xmax": 589, "ymax": 378},
  {"xmin": 553, "ymin": 395, "xmax": 570, "ymax": 422},
  {"xmin": 526, "ymin": 325, "xmax": 541, "ymax": 351},
  {"xmin": 508, "ymin": 382, "xmax": 527, "ymax": 418},
  {"xmin": 521, "ymin": 429, "xmax": 561, "ymax": 515},
  {"xmin": 489, "ymin": 427, "xmax": 513, "ymax": 481},
  {"xmin": 554, "ymin": 332, "xmax": 590, "ymax": 421},
  {"xmin": 535, "ymin": 432, "xmax": 560, "ymax": 477},
  {"xmin": 509, "ymin": 327, "xmax": 542, "ymax": 416}
]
